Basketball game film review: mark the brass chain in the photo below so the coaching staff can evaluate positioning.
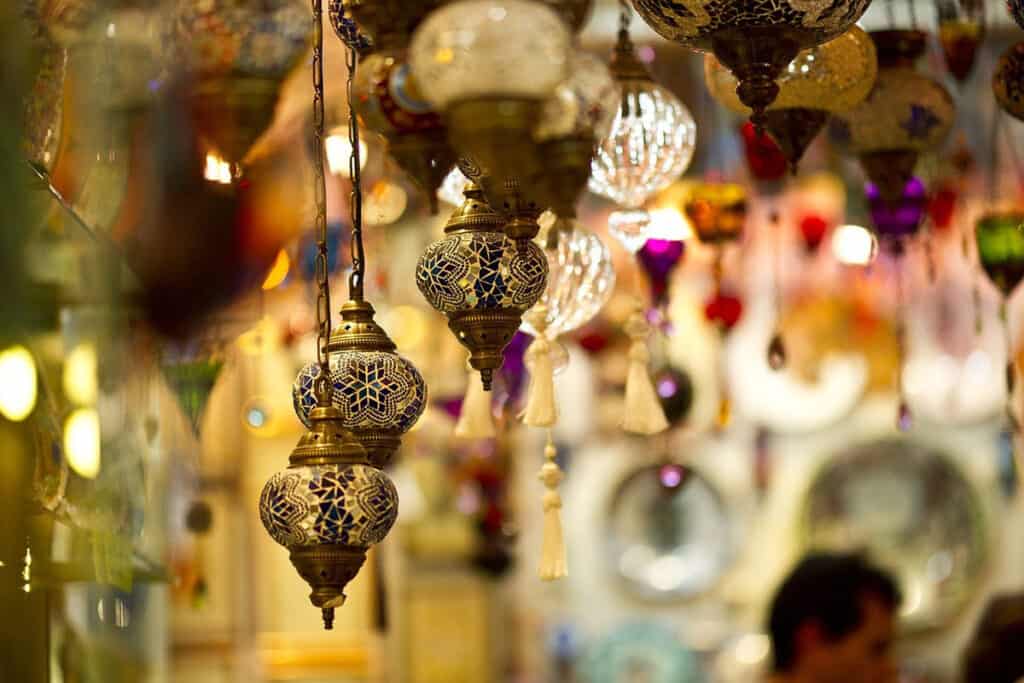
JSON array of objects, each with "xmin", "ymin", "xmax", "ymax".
[
  {"xmin": 345, "ymin": 37, "xmax": 366, "ymax": 302},
  {"xmin": 618, "ymin": 0, "xmax": 630, "ymax": 34},
  {"xmin": 311, "ymin": 0, "xmax": 332, "ymax": 399}
]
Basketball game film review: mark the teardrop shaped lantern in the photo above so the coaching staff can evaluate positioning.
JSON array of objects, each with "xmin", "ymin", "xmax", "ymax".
[
  {"xmin": 831, "ymin": 31, "xmax": 954, "ymax": 203},
  {"xmin": 417, "ymin": 182, "xmax": 548, "ymax": 389},
  {"xmin": 705, "ymin": 26, "xmax": 877, "ymax": 172},
  {"xmin": 630, "ymin": 0, "xmax": 871, "ymax": 125},
  {"xmin": 976, "ymin": 211, "xmax": 1024, "ymax": 298},
  {"xmin": 994, "ymin": 43, "xmax": 1024, "ymax": 123},
  {"xmin": 935, "ymin": 0, "xmax": 985, "ymax": 83}
]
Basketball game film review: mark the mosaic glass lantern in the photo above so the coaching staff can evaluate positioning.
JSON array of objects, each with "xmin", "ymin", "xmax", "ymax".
[
  {"xmin": 259, "ymin": 404, "xmax": 398, "ymax": 629},
  {"xmin": 416, "ymin": 182, "xmax": 548, "ymax": 389},
  {"xmin": 831, "ymin": 31, "xmax": 954, "ymax": 203},
  {"xmin": 329, "ymin": 0, "xmax": 441, "ymax": 53},
  {"xmin": 867, "ymin": 176, "xmax": 927, "ymax": 253},
  {"xmin": 994, "ymin": 43, "xmax": 1024, "ymax": 123},
  {"xmin": 630, "ymin": 0, "xmax": 871, "ymax": 125},
  {"xmin": 168, "ymin": 0, "xmax": 311, "ymax": 164},
  {"xmin": 976, "ymin": 211, "xmax": 1024, "ymax": 297},
  {"xmin": 705, "ymin": 26, "xmax": 877, "ymax": 170}
]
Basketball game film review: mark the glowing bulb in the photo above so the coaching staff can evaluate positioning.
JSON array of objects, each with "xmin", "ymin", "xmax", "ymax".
[
  {"xmin": 0, "ymin": 345, "xmax": 37, "ymax": 422},
  {"xmin": 646, "ymin": 207, "xmax": 693, "ymax": 241},
  {"xmin": 63, "ymin": 343, "xmax": 98, "ymax": 405},
  {"xmin": 65, "ymin": 409, "xmax": 100, "ymax": 479},
  {"xmin": 325, "ymin": 132, "xmax": 367, "ymax": 177},
  {"xmin": 203, "ymin": 153, "xmax": 232, "ymax": 184},
  {"xmin": 261, "ymin": 249, "xmax": 290, "ymax": 290},
  {"xmin": 831, "ymin": 224, "xmax": 877, "ymax": 266}
]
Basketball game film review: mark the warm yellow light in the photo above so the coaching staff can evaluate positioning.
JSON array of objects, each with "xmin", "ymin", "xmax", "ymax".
[
  {"xmin": 63, "ymin": 343, "xmax": 98, "ymax": 405},
  {"xmin": 65, "ymin": 409, "xmax": 101, "ymax": 479},
  {"xmin": 204, "ymin": 153, "xmax": 232, "ymax": 185},
  {"xmin": 0, "ymin": 345, "xmax": 37, "ymax": 422},
  {"xmin": 261, "ymin": 249, "xmax": 291, "ymax": 290},
  {"xmin": 831, "ymin": 224, "xmax": 877, "ymax": 266},
  {"xmin": 364, "ymin": 180, "xmax": 408, "ymax": 226},
  {"xmin": 325, "ymin": 132, "xmax": 368, "ymax": 177},
  {"xmin": 646, "ymin": 207, "xmax": 693, "ymax": 241}
]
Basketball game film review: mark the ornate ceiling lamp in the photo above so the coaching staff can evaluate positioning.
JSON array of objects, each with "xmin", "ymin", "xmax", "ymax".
[
  {"xmin": 705, "ymin": 26, "xmax": 877, "ymax": 173},
  {"xmin": 629, "ymin": 0, "xmax": 872, "ymax": 127},
  {"xmin": 590, "ymin": 1, "xmax": 696, "ymax": 253},
  {"xmin": 409, "ymin": 0, "xmax": 571, "ymax": 237},
  {"xmin": 170, "ymin": 0, "xmax": 311, "ymax": 168},
  {"xmin": 994, "ymin": 43, "xmax": 1024, "ymax": 123},
  {"xmin": 328, "ymin": 1, "xmax": 454, "ymax": 212},
  {"xmin": 831, "ymin": 30, "xmax": 954, "ymax": 203},
  {"xmin": 935, "ymin": 0, "xmax": 985, "ymax": 83},
  {"xmin": 260, "ymin": 10, "xmax": 416, "ymax": 630},
  {"xmin": 416, "ymin": 181, "xmax": 548, "ymax": 390}
]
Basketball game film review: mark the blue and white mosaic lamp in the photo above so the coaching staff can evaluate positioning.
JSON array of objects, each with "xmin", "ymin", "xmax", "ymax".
[
  {"xmin": 416, "ymin": 181, "xmax": 548, "ymax": 390},
  {"xmin": 261, "ymin": 10, "xmax": 421, "ymax": 630}
]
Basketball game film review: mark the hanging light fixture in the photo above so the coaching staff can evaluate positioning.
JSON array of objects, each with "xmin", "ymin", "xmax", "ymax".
[
  {"xmin": 831, "ymin": 30, "xmax": 954, "ymax": 203},
  {"xmin": 935, "ymin": 0, "xmax": 985, "ymax": 83},
  {"xmin": 590, "ymin": 1, "xmax": 696, "ymax": 253},
  {"xmin": 260, "ymin": 10, "xmax": 416, "ymax": 630},
  {"xmin": 330, "ymin": 0, "xmax": 441, "ymax": 54},
  {"xmin": 705, "ymin": 26, "xmax": 877, "ymax": 172},
  {"xmin": 629, "ymin": 0, "xmax": 871, "ymax": 126},
  {"xmin": 169, "ymin": 0, "xmax": 311, "ymax": 168},
  {"xmin": 994, "ymin": 42, "xmax": 1024, "ymax": 123}
]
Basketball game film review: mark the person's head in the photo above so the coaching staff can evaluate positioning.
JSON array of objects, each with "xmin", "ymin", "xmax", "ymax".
[
  {"xmin": 962, "ymin": 593, "xmax": 1024, "ymax": 683},
  {"xmin": 767, "ymin": 552, "xmax": 901, "ymax": 683}
]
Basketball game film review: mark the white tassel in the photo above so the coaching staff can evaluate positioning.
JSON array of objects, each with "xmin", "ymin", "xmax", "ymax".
[
  {"xmin": 454, "ymin": 366, "xmax": 495, "ymax": 439},
  {"xmin": 521, "ymin": 305, "xmax": 558, "ymax": 428},
  {"xmin": 622, "ymin": 309, "xmax": 669, "ymax": 435},
  {"xmin": 538, "ymin": 432, "xmax": 567, "ymax": 581}
]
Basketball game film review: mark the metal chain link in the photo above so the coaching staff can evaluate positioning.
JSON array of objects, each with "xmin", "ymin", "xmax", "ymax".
[
  {"xmin": 618, "ymin": 0, "xmax": 631, "ymax": 34},
  {"xmin": 311, "ymin": 0, "xmax": 332, "ymax": 399},
  {"xmin": 345, "ymin": 40, "xmax": 365, "ymax": 302}
]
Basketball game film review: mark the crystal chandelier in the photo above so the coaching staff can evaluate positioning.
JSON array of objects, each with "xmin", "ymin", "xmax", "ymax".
[
  {"xmin": 260, "ymin": 9, "xmax": 422, "ymax": 630},
  {"xmin": 589, "ymin": 1, "xmax": 696, "ymax": 253},
  {"xmin": 629, "ymin": 0, "xmax": 871, "ymax": 126},
  {"xmin": 705, "ymin": 26, "xmax": 877, "ymax": 172}
]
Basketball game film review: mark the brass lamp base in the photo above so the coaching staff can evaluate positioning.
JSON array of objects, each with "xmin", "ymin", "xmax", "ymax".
[
  {"xmin": 711, "ymin": 27, "xmax": 801, "ymax": 130},
  {"xmin": 353, "ymin": 429, "xmax": 402, "ymax": 469},
  {"xmin": 860, "ymin": 149, "xmax": 919, "ymax": 204},
  {"xmin": 190, "ymin": 76, "xmax": 282, "ymax": 165},
  {"xmin": 764, "ymin": 108, "xmax": 829, "ymax": 175},
  {"xmin": 290, "ymin": 544, "xmax": 368, "ymax": 630},
  {"xmin": 448, "ymin": 308, "xmax": 524, "ymax": 390},
  {"xmin": 386, "ymin": 130, "xmax": 456, "ymax": 214}
]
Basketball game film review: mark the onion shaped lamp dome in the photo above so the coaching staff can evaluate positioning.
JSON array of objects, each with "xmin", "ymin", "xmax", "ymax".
[
  {"xmin": 830, "ymin": 30, "xmax": 954, "ymax": 204},
  {"xmin": 259, "ymin": 403, "xmax": 398, "ymax": 630},
  {"xmin": 994, "ymin": 43, "xmax": 1024, "ymax": 123},
  {"xmin": 168, "ymin": 0, "xmax": 311, "ymax": 165},
  {"xmin": 329, "ymin": 0, "xmax": 441, "ymax": 53},
  {"xmin": 409, "ymin": 0, "xmax": 571, "ymax": 219},
  {"xmin": 346, "ymin": 48, "xmax": 456, "ymax": 213},
  {"xmin": 705, "ymin": 26, "xmax": 877, "ymax": 171},
  {"xmin": 975, "ymin": 211, "xmax": 1024, "ymax": 298},
  {"xmin": 292, "ymin": 302, "xmax": 428, "ymax": 469},
  {"xmin": 629, "ymin": 0, "xmax": 871, "ymax": 126},
  {"xmin": 416, "ymin": 182, "xmax": 548, "ymax": 390},
  {"xmin": 589, "ymin": 23, "xmax": 696, "ymax": 252}
]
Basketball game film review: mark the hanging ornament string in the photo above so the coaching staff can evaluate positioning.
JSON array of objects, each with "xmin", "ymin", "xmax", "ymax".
[{"xmin": 311, "ymin": 0, "xmax": 333, "ymax": 399}]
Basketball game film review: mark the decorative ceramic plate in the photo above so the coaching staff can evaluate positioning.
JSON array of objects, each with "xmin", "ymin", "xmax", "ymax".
[
  {"xmin": 581, "ymin": 621, "xmax": 704, "ymax": 683},
  {"xmin": 801, "ymin": 440, "xmax": 988, "ymax": 631},
  {"xmin": 606, "ymin": 465, "xmax": 733, "ymax": 601}
]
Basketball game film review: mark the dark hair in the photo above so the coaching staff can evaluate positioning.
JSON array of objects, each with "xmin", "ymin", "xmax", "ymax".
[
  {"xmin": 962, "ymin": 593, "xmax": 1024, "ymax": 683},
  {"xmin": 768, "ymin": 552, "xmax": 901, "ymax": 672}
]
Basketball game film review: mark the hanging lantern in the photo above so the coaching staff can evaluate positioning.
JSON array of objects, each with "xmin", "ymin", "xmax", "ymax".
[
  {"xmin": 162, "ymin": 358, "xmax": 224, "ymax": 436},
  {"xmin": 685, "ymin": 182, "xmax": 747, "ymax": 246},
  {"xmin": 935, "ymin": 0, "xmax": 985, "ymax": 83},
  {"xmin": 590, "ymin": 9, "xmax": 696, "ymax": 253},
  {"xmin": 831, "ymin": 30, "xmax": 954, "ymax": 203},
  {"xmin": 417, "ymin": 182, "xmax": 548, "ymax": 389},
  {"xmin": 994, "ymin": 43, "xmax": 1024, "ymax": 123},
  {"xmin": 975, "ymin": 211, "xmax": 1024, "ymax": 298},
  {"xmin": 409, "ymin": 0, "xmax": 571, "ymax": 220},
  {"xmin": 866, "ymin": 176, "xmax": 927, "ymax": 253},
  {"xmin": 630, "ymin": 0, "xmax": 871, "ymax": 125},
  {"xmin": 169, "ymin": 0, "xmax": 311, "ymax": 165},
  {"xmin": 739, "ymin": 122, "xmax": 788, "ymax": 182},
  {"xmin": 638, "ymin": 239, "xmax": 685, "ymax": 308},
  {"xmin": 329, "ymin": 0, "xmax": 441, "ymax": 53},
  {"xmin": 705, "ymin": 26, "xmax": 877, "ymax": 172}
]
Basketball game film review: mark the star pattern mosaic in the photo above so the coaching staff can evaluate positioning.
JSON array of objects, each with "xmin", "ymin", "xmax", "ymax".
[
  {"xmin": 329, "ymin": 351, "xmax": 427, "ymax": 434},
  {"xmin": 259, "ymin": 464, "xmax": 399, "ymax": 548},
  {"xmin": 416, "ymin": 231, "xmax": 548, "ymax": 315},
  {"xmin": 292, "ymin": 362, "xmax": 322, "ymax": 429}
]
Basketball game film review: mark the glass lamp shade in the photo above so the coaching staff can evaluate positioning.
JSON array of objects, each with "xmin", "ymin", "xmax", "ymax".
[
  {"xmin": 535, "ymin": 52, "xmax": 619, "ymax": 142},
  {"xmin": 520, "ymin": 212, "xmax": 616, "ymax": 339},
  {"xmin": 684, "ymin": 183, "xmax": 748, "ymax": 245},
  {"xmin": 866, "ymin": 176, "xmax": 927, "ymax": 245},
  {"xmin": 704, "ymin": 26, "xmax": 876, "ymax": 115},
  {"xmin": 24, "ymin": 0, "xmax": 100, "ymax": 47},
  {"xmin": 408, "ymin": 0, "xmax": 571, "ymax": 110},
  {"xmin": 994, "ymin": 43, "xmax": 1024, "ymax": 123},
  {"xmin": 328, "ymin": 0, "xmax": 441, "ymax": 53},
  {"xmin": 608, "ymin": 209, "xmax": 653, "ymax": 253},
  {"xmin": 589, "ymin": 80, "xmax": 696, "ymax": 209},
  {"xmin": 936, "ymin": 0, "xmax": 985, "ymax": 83},
  {"xmin": 975, "ymin": 211, "xmax": 1024, "ymax": 297}
]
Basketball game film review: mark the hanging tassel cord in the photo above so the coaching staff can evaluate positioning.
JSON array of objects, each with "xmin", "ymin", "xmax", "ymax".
[
  {"xmin": 621, "ymin": 309, "xmax": 669, "ymax": 435},
  {"xmin": 521, "ymin": 305, "xmax": 558, "ymax": 428},
  {"xmin": 455, "ymin": 364, "xmax": 496, "ymax": 439},
  {"xmin": 538, "ymin": 433, "xmax": 567, "ymax": 581}
]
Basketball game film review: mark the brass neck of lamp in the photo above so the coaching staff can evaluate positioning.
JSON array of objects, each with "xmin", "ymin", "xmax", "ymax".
[
  {"xmin": 288, "ymin": 404, "xmax": 369, "ymax": 467},
  {"xmin": 328, "ymin": 300, "xmax": 397, "ymax": 352},
  {"xmin": 444, "ymin": 181, "xmax": 506, "ymax": 235}
]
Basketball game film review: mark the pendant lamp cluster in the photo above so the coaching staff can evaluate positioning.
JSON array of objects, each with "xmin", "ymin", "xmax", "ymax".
[{"xmin": 259, "ymin": 6, "xmax": 424, "ymax": 630}]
